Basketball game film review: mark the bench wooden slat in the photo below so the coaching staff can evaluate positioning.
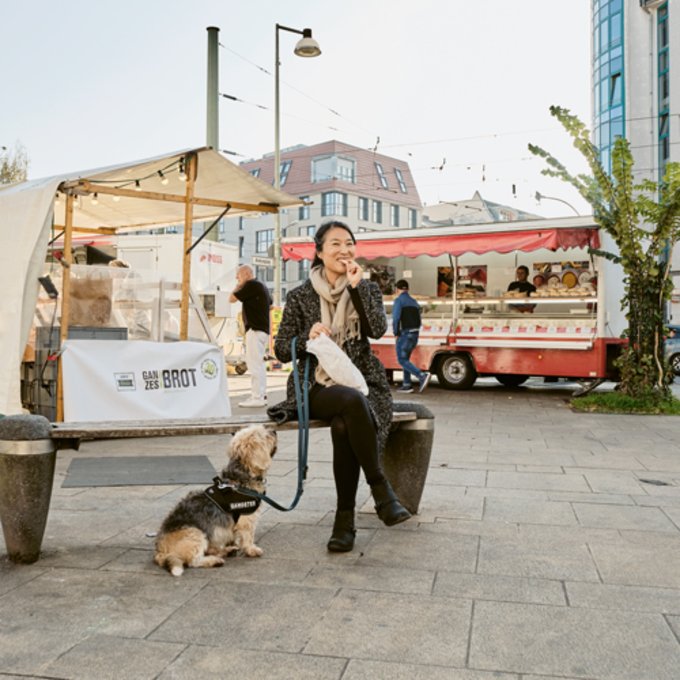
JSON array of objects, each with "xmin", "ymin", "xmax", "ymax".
[{"xmin": 50, "ymin": 411, "xmax": 418, "ymax": 441}]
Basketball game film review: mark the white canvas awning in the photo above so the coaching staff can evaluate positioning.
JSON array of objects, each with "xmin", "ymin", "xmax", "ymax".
[
  {"xmin": 0, "ymin": 147, "xmax": 301, "ymax": 417},
  {"xmin": 52, "ymin": 147, "xmax": 301, "ymax": 231}
]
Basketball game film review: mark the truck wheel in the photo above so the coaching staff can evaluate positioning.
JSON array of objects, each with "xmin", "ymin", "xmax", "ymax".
[
  {"xmin": 495, "ymin": 374, "xmax": 529, "ymax": 388},
  {"xmin": 671, "ymin": 353, "xmax": 680, "ymax": 377},
  {"xmin": 436, "ymin": 354, "xmax": 477, "ymax": 390}
]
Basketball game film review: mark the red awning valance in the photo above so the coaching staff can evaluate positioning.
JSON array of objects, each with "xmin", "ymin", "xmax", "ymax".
[{"xmin": 282, "ymin": 228, "xmax": 600, "ymax": 262}]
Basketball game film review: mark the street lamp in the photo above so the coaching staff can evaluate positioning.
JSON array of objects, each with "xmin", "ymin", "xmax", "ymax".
[
  {"xmin": 273, "ymin": 24, "xmax": 321, "ymax": 306},
  {"xmin": 534, "ymin": 191, "xmax": 580, "ymax": 216}
]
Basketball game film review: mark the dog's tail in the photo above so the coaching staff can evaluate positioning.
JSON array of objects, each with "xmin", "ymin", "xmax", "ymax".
[{"xmin": 155, "ymin": 552, "xmax": 185, "ymax": 577}]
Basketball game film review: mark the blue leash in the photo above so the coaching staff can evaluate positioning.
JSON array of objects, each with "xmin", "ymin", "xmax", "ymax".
[{"xmin": 231, "ymin": 336, "xmax": 310, "ymax": 512}]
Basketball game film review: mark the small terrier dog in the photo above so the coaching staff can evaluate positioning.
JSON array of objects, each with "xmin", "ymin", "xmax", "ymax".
[{"xmin": 154, "ymin": 424, "xmax": 277, "ymax": 576}]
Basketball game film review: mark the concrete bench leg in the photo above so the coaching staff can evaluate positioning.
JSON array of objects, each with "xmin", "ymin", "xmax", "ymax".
[
  {"xmin": 383, "ymin": 402, "xmax": 435, "ymax": 515},
  {"xmin": 0, "ymin": 415, "xmax": 56, "ymax": 564}
]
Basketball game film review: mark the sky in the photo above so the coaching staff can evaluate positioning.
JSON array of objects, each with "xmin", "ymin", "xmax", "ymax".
[{"xmin": 1, "ymin": 0, "xmax": 593, "ymax": 218}]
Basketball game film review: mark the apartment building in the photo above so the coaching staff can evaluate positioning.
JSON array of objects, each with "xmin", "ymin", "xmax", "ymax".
[{"xmin": 222, "ymin": 140, "xmax": 422, "ymax": 300}]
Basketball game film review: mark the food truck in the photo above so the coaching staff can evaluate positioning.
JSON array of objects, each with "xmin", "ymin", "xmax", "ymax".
[{"xmin": 281, "ymin": 216, "xmax": 626, "ymax": 390}]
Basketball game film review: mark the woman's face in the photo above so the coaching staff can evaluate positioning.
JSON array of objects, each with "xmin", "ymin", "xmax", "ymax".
[{"xmin": 317, "ymin": 227, "xmax": 356, "ymax": 278}]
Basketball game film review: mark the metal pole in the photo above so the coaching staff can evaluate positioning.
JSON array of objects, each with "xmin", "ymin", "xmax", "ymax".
[
  {"xmin": 206, "ymin": 26, "xmax": 220, "ymax": 243},
  {"xmin": 273, "ymin": 24, "xmax": 282, "ymax": 307},
  {"xmin": 206, "ymin": 26, "xmax": 219, "ymax": 150}
]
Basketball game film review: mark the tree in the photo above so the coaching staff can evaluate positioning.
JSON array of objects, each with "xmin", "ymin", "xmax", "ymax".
[
  {"xmin": 0, "ymin": 143, "xmax": 29, "ymax": 185},
  {"xmin": 529, "ymin": 106, "xmax": 680, "ymax": 402}
]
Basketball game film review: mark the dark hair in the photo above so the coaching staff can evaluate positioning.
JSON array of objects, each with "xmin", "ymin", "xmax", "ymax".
[
  {"xmin": 516, "ymin": 265, "xmax": 529, "ymax": 276},
  {"xmin": 395, "ymin": 279, "xmax": 409, "ymax": 290},
  {"xmin": 312, "ymin": 220, "xmax": 356, "ymax": 268}
]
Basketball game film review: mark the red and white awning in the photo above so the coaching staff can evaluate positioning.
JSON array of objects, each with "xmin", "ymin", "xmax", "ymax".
[{"xmin": 282, "ymin": 217, "xmax": 601, "ymax": 262}]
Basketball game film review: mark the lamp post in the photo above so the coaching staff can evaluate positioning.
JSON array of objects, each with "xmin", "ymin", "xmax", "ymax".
[
  {"xmin": 273, "ymin": 24, "xmax": 321, "ymax": 306},
  {"xmin": 534, "ymin": 191, "xmax": 580, "ymax": 216}
]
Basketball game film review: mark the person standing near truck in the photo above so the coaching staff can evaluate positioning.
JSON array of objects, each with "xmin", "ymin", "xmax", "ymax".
[
  {"xmin": 392, "ymin": 279, "xmax": 431, "ymax": 393},
  {"xmin": 230, "ymin": 264, "xmax": 272, "ymax": 407}
]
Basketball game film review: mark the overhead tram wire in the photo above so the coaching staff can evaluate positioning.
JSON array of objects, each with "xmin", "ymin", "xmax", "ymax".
[
  {"xmin": 220, "ymin": 92, "xmax": 342, "ymax": 133},
  {"xmin": 218, "ymin": 42, "xmax": 377, "ymax": 138}
]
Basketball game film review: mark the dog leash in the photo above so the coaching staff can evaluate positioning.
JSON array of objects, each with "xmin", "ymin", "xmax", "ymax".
[{"xmin": 215, "ymin": 336, "xmax": 310, "ymax": 513}]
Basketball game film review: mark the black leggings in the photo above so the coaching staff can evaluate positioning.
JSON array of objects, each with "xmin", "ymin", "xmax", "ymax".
[{"xmin": 309, "ymin": 384, "xmax": 385, "ymax": 511}]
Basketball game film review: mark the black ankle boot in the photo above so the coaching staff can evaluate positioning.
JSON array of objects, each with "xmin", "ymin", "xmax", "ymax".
[
  {"xmin": 327, "ymin": 510, "xmax": 356, "ymax": 552},
  {"xmin": 371, "ymin": 479, "xmax": 411, "ymax": 526}
]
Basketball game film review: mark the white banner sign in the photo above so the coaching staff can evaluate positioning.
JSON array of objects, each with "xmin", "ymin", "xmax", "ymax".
[{"xmin": 62, "ymin": 340, "xmax": 230, "ymax": 422}]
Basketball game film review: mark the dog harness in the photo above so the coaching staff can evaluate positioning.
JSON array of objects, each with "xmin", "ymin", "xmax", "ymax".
[{"xmin": 204, "ymin": 477, "xmax": 262, "ymax": 523}]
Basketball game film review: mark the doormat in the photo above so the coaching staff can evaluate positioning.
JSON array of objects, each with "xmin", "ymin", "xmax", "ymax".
[{"xmin": 62, "ymin": 455, "xmax": 217, "ymax": 487}]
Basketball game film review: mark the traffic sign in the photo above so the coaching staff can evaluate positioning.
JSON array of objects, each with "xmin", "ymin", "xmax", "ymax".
[{"xmin": 252, "ymin": 255, "xmax": 274, "ymax": 267}]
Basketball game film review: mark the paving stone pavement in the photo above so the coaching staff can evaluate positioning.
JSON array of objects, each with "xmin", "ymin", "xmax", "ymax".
[{"xmin": 2, "ymin": 374, "xmax": 680, "ymax": 679}]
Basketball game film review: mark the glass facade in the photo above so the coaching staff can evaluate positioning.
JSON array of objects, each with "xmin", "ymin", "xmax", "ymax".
[{"xmin": 592, "ymin": 0, "xmax": 625, "ymax": 173}]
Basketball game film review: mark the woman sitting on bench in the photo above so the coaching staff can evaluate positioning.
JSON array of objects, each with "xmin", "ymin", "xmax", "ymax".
[{"xmin": 268, "ymin": 220, "xmax": 411, "ymax": 553}]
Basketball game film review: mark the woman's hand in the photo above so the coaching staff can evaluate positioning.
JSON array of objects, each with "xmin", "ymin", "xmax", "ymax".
[
  {"xmin": 344, "ymin": 259, "xmax": 363, "ymax": 288},
  {"xmin": 309, "ymin": 322, "xmax": 332, "ymax": 340}
]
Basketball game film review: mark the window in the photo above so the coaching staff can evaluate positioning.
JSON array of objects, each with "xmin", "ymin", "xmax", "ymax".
[
  {"xmin": 255, "ymin": 229, "xmax": 273, "ymax": 254},
  {"xmin": 409, "ymin": 208, "xmax": 417, "ymax": 229},
  {"xmin": 299, "ymin": 196, "xmax": 310, "ymax": 220},
  {"xmin": 372, "ymin": 200, "xmax": 382, "ymax": 223},
  {"xmin": 658, "ymin": 3, "xmax": 670, "ymax": 176},
  {"xmin": 238, "ymin": 236, "xmax": 244, "ymax": 258},
  {"xmin": 298, "ymin": 259, "xmax": 310, "ymax": 279},
  {"xmin": 390, "ymin": 204, "xmax": 400, "ymax": 227},
  {"xmin": 255, "ymin": 266, "xmax": 273, "ymax": 282},
  {"xmin": 375, "ymin": 162, "xmax": 388, "ymax": 189},
  {"xmin": 321, "ymin": 191, "xmax": 348, "ymax": 217},
  {"xmin": 358, "ymin": 197, "xmax": 369, "ymax": 221},
  {"xmin": 609, "ymin": 72, "xmax": 621, "ymax": 107},
  {"xmin": 312, "ymin": 155, "xmax": 356, "ymax": 183},
  {"xmin": 394, "ymin": 168, "xmax": 407, "ymax": 193},
  {"xmin": 303, "ymin": 225, "xmax": 316, "ymax": 237},
  {"xmin": 278, "ymin": 160, "xmax": 292, "ymax": 187},
  {"xmin": 336, "ymin": 157, "xmax": 355, "ymax": 182},
  {"xmin": 249, "ymin": 168, "xmax": 260, "ymax": 178},
  {"xmin": 238, "ymin": 217, "xmax": 244, "ymax": 231}
]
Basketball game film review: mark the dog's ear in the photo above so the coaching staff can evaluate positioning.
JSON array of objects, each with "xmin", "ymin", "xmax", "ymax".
[{"xmin": 230, "ymin": 425, "xmax": 274, "ymax": 475}]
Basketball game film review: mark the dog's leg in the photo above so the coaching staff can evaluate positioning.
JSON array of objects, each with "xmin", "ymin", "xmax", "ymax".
[
  {"xmin": 235, "ymin": 514, "xmax": 263, "ymax": 557},
  {"xmin": 191, "ymin": 554, "xmax": 226, "ymax": 569}
]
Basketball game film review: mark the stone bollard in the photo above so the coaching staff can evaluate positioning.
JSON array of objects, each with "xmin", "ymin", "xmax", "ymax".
[
  {"xmin": 0, "ymin": 415, "xmax": 56, "ymax": 564},
  {"xmin": 383, "ymin": 402, "xmax": 435, "ymax": 515}
]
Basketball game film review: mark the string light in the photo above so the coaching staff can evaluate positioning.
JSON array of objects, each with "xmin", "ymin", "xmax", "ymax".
[
  {"xmin": 113, "ymin": 194, "xmax": 120, "ymax": 203},
  {"xmin": 178, "ymin": 159, "xmax": 187, "ymax": 182},
  {"xmin": 91, "ymin": 193, "xmax": 99, "ymax": 205},
  {"xmin": 157, "ymin": 170, "xmax": 169, "ymax": 186},
  {"xmin": 134, "ymin": 180, "xmax": 142, "ymax": 192}
]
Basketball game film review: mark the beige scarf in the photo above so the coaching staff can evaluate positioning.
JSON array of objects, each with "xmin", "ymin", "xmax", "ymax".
[{"xmin": 309, "ymin": 265, "xmax": 361, "ymax": 387}]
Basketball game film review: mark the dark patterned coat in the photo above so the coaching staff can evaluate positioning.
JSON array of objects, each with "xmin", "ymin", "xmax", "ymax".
[{"xmin": 267, "ymin": 278, "xmax": 393, "ymax": 454}]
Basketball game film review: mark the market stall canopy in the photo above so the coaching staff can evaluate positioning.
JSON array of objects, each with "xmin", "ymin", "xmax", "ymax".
[
  {"xmin": 282, "ymin": 215, "xmax": 600, "ymax": 261},
  {"xmin": 55, "ymin": 147, "xmax": 302, "ymax": 231},
  {"xmin": 0, "ymin": 147, "xmax": 302, "ymax": 417}
]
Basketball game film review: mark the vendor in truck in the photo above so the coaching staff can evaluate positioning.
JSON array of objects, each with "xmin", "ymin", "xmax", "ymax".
[{"xmin": 507, "ymin": 265, "xmax": 536, "ymax": 313}]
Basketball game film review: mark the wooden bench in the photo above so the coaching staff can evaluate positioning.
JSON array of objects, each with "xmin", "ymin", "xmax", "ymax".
[
  {"xmin": 1, "ymin": 406, "xmax": 434, "ymax": 564},
  {"xmin": 49, "ymin": 411, "xmax": 419, "ymax": 448}
]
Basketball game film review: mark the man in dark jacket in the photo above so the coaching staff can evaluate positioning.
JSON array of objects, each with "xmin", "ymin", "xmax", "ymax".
[
  {"xmin": 392, "ymin": 279, "xmax": 431, "ymax": 393},
  {"xmin": 230, "ymin": 265, "xmax": 272, "ymax": 407}
]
